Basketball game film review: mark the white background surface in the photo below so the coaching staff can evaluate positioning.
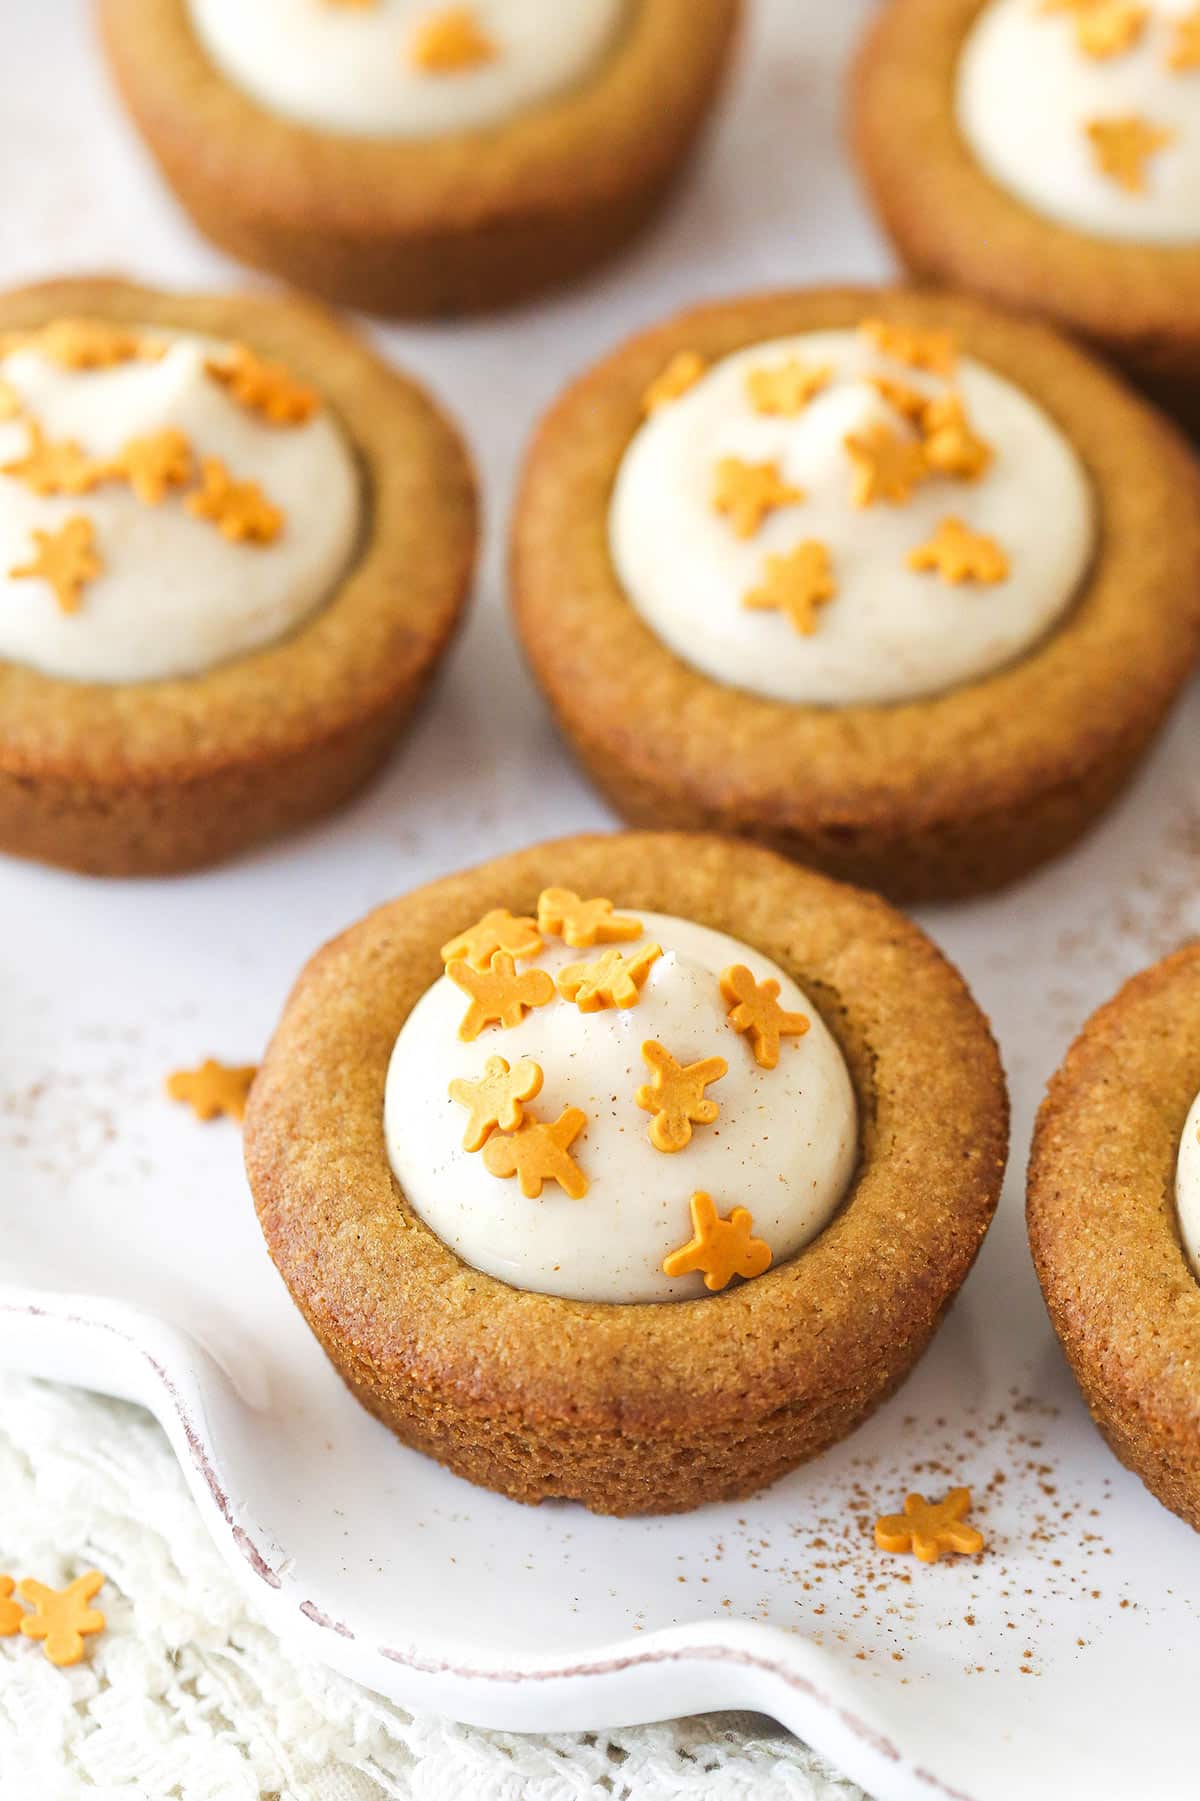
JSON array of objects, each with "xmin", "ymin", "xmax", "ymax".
[{"xmin": 2, "ymin": 4, "xmax": 1200, "ymax": 1799}]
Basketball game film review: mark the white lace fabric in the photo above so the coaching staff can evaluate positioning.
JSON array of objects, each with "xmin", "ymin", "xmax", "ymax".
[{"xmin": 0, "ymin": 1373, "xmax": 867, "ymax": 1800}]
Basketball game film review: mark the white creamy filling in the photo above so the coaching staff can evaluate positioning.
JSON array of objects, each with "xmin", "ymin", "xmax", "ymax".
[
  {"xmin": 957, "ymin": 0, "xmax": 1200, "ymax": 244},
  {"xmin": 187, "ymin": 0, "xmax": 627, "ymax": 138},
  {"xmin": 1176, "ymin": 1088, "xmax": 1200, "ymax": 1276},
  {"xmin": 608, "ymin": 329, "xmax": 1095, "ymax": 707},
  {"xmin": 384, "ymin": 911, "xmax": 858, "ymax": 1304},
  {"xmin": 0, "ymin": 331, "xmax": 360, "ymax": 684}
]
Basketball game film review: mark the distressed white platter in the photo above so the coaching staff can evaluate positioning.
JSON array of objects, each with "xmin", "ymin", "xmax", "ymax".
[{"xmin": 3, "ymin": 3, "xmax": 1200, "ymax": 1797}]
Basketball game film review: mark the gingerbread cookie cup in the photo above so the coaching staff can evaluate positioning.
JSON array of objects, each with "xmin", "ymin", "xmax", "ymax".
[
  {"xmin": 0, "ymin": 278, "xmax": 476, "ymax": 876},
  {"xmin": 1028, "ymin": 946, "xmax": 1200, "ymax": 1531},
  {"xmin": 852, "ymin": 0, "xmax": 1200, "ymax": 431},
  {"xmin": 511, "ymin": 287, "xmax": 1200, "ymax": 902},
  {"xmin": 244, "ymin": 832, "xmax": 1008, "ymax": 1516},
  {"xmin": 97, "ymin": 0, "xmax": 741, "ymax": 319}
]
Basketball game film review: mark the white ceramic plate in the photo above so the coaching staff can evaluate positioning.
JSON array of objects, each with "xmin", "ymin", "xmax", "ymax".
[{"xmin": 3, "ymin": 4, "xmax": 1200, "ymax": 1797}]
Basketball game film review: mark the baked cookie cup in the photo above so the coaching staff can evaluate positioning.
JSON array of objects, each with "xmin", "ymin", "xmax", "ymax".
[
  {"xmin": 853, "ymin": 0, "xmax": 1200, "ymax": 431},
  {"xmin": 244, "ymin": 831, "xmax": 1008, "ymax": 1516},
  {"xmin": 1029, "ymin": 944, "xmax": 1200, "ymax": 1531},
  {"xmin": 510, "ymin": 286, "xmax": 1200, "ymax": 903},
  {"xmin": 97, "ymin": 0, "xmax": 742, "ymax": 319},
  {"xmin": 0, "ymin": 278, "xmax": 476, "ymax": 876}
]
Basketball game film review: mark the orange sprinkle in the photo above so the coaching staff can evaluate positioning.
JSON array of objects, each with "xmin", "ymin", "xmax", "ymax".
[
  {"xmin": 206, "ymin": 343, "xmax": 319, "ymax": 426},
  {"xmin": 1073, "ymin": 0, "xmax": 1147, "ymax": 58},
  {"xmin": 449, "ymin": 1055, "xmax": 544, "ymax": 1152},
  {"xmin": 1, "ymin": 420, "xmax": 110, "ymax": 495},
  {"xmin": 482, "ymin": 1106, "xmax": 589, "ymax": 1199},
  {"xmin": 22, "ymin": 317, "xmax": 145, "ymax": 370},
  {"xmin": 719, "ymin": 965, "xmax": 809, "ymax": 1070},
  {"xmin": 920, "ymin": 390, "xmax": 992, "ymax": 481},
  {"xmin": 642, "ymin": 350, "xmax": 707, "ymax": 415},
  {"xmin": 874, "ymin": 1488, "xmax": 985, "ymax": 1563},
  {"xmin": 712, "ymin": 457, "xmax": 805, "ymax": 539},
  {"xmin": 186, "ymin": 457, "xmax": 283, "ymax": 544},
  {"xmin": 907, "ymin": 516, "xmax": 1009, "ymax": 584},
  {"xmin": 115, "ymin": 428, "xmax": 193, "ymax": 505},
  {"xmin": 447, "ymin": 952, "xmax": 555, "ymax": 1040},
  {"xmin": 662, "ymin": 1190, "xmax": 772, "ymax": 1292},
  {"xmin": 844, "ymin": 422, "xmax": 927, "ymax": 507},
  {"xmin": 869, "ymin": 374, "xmax": 930, "ymax": 424},
  {"xmin": 1085, "ymin": 114, "xmax": 1175, "ymax": 191},
  {"xmin": 557, "ymin": 942, "xmax": 661, "ymax": 1012},
  {"xmin": 0, "ymin": 1576, "xmax": 24, "ymax": 1637},
  {"xmin": 636, "ymin": 1040, "xmax": 727, "ymax": 1153},
  {"xmin": 0, "ymin": 378, "xmax": 21, "ymax": 421},
  {"xmin": 861, "ymin": 318, "xmax": 957, "ymax": 375},
  {"xmin": 18, "ymin": 1572, "xmax": 106, "ymax": 1667},
  {"xmin": 1167, "ymin": 7, "xmax": 1200, "ymax": 69},
  {"xmin": 9, "ymin": 516, "xmax": 102, "ymax": 615},
  {"xmin": 441, "ymin": 907, "xmax": 543, "ymax": 969},
  {"xmin": 536, "ymin": 887, "xmax": 642, "ymax": 949},
  {"xmin": 743, "ymin": 541, "xmax": 836, "ymax": 635},
  {"xmin": 166, "ymin": 1059, "xmax": 258, "ymax": 1122},
  {"xmin": 745, "ymin": 357, "xmax": 831, "ymax": 416},
  {"xmin": 410, "ymin": 6, "xmax": 497, "ymax": 72}
]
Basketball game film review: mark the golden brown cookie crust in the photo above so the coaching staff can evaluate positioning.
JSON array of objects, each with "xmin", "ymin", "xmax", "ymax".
[
  {"xmin": 96, "ymin": 0, "xmax": 742, "ymax": 318},
  {"xmin": 510, "ymin": 286, "xmax": 1200, "ymax": 904},
  {"xmin": 0, "ymin": 277, "xmax": 477, "ymax": 876},
  {"xmin": 245, "ymin": 831, "xmax": 1008, "ymax": 1516},
  {"xmin": 1028, "ymin": 945, "xmax": 1200, "ymax": 1531},
  {"xmin": 852, "ymin": 0, "xmax": 1200, "ymax": 426}
]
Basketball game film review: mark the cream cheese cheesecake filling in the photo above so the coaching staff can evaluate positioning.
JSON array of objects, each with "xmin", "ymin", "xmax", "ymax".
[
  {"xmin": 958, "ymin": 0, "xmax": 1200, "ymax": 244},
  {"xmin": 0, "ymin": 322, "xmax": 360, "ymax": 684},
  {"xmin": 609, "ymin": 326, "xmax": 1095, "ymax": 707},
  {"xmin": 187, "ymin": 0, "xmax": 627, "ymax": 139},
  {"xmin": 1175, "ymin": 1086, "xmax": 1200, "ymax": 1276},
  {"xmin": 384, "ymin": 903, "xmax": 858, "ymax": 1303}
]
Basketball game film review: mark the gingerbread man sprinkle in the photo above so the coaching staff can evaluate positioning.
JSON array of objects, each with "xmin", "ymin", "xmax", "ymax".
[
  {"xmin": 874, "ymin": 1487, "xmax": 985, "ymax": 1563},
  {"xmin": 1073, "ymin": 0, "xmax": 1147, "ymax": 59},
  {"xmin": 907, "ymin": 517, "xmax": 1009, "ymax": 585},
  {"xmin": 449, "ymin": 1055, "xmax": 544, "ymax": 1151},
  {"xmin": 712, "ymin": 457, "xmax": 806, "ymax": 539},
  {"xmin": 26, "ymin": 317, "xmax": 145, "ymax": 370},
  {"xmin": 166, "ymin": 1059, "xmax": 258, "ymax": 1122},
  {"xmin": 206, "ymin": 344, "xmax": 319, "ymax": 426},
  {"xmin": 187, "ymin": 457, "xmax": 283, "ymax": 544},
  {"xmin": 920, "ymin": 391, "xmax": 992, "ymax": 481},
  {"xmin": 447, "ymin": 952, "xmax": 555, "ymax": 1040},
  {"xmin": 1085, "ymin": 114, "xmax": 1175, "ymax": 192},
  {"xmin": 720, "ymin": 965, "xmax": 810, "ymax": 1069},
  {"xmin": 662, "ymin": 1191, "xmax": 772, "ymax": 1291},
  {"xmin": 116, "ymin": 428, "xmax": 193, "ymax": 505},
  {"xmin": 743, "ymin": 541, "xmax": 837, "ymax": 636},
  {"xmin": 557, "ymin": 942, "xmax": 662, "ymax": 1012},
  {"xmin": 410, "ymin": 6, "xmax": 497, "ymax": 72},
  {"xmin": 844, "ymin": 422, "xmax": 927, "ymax": 507},
  {"xmin": 0, "ymin": 1576, "xmax": 24, "ymax": 1637},
  {"xmin": 19, "ymin": 1571, "xmax": 106, "ymax": 1667},
  {"xmin": 482, "ymin": 1106, "xmax": 589, "ymax": 1198},
  {"xmin": 744, "ymin": 357, "xmax": 831, "ymax": 416},
  {"xmin": 536, "ymin": 888, "xmax": 642, "ymax": 949},
  {"xmin": 441, "ymin": 907, "xmax": 543, "ymax": 969},
  {"xmin": 9, "ymin": 516, "xmax": 102, "ymax": 614},
  {"xmin": 642, "ymin": 350, "xmax": 707, "ymax": 415},
  {"xmin": 636, "ymin": 1040, "xmax": 727, "ymax": 1153},
  {"xmin": 860, "ymin": 318, "xmax": 957, "ymax": 375}
]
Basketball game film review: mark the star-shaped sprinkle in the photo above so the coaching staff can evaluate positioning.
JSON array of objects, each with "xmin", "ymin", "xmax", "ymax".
[
  {"xmin": 482, "ymin": 1106, "xmax": 589, "ymax": 1198},
  {"xmin": 557, "ymin": 942, "xmax": 662, "ymax": 1012},
  {"xmin": 907, "ymin": 516, "xmax": 1009, "ymax": 584},
  {"xmin": 166, "ymin": 1059, "xmax": 258, "ymax": 1122},
  {"xmin": 869, "ymin": 374, "xmax": 930, "ymax": 423},
  {"xmin": 874, "ymin": 1488, "xmax": 985, "ymax": 1563},
  {"xmin": 24, "ymin": 317, "xmax": 145, "ymax": 370},
  {"xmin": 441, "ymin": 907, "xmax": 543, "ymax": 969},
  {"xmin": 861, "ymin": 318, "xmax": 957, "ymax": 374},
  {"xmin": 641, "ymin": 350, "xmax": 707, "ymax": 415},
  {"xmin": 0, "ymin": 378, "xmax": 21, "ymax": 421},
  {"xmin": 410, "ymin": 6, "xmax": 497, "ymax": 71},
  {"xmin": 743, "ymin": 541, "xmax": 837, "ymax": 636},
  {"xmin": 115, "ymin": 428, "xmax": 193, "ymax": 505},
  {"xmin": 712, "ymin": 457, "xmax": 806, "ymax": 539},
  {"xmin": 1085, "ymin": 114, "xmax": 1174, "ymax": 191},
  {"xmin": 536, "ymin": 887, "xmax": 642, "ymax": 949},
  {"xmin": 447, "ymin": 952, "xmax": 555, "ymax": 1040},
  {"xmin": 636, "ymin": 1040, "xmax": 727, "ymax": 1153},
  {"xmin": 920, "ymin": 390, "xmax": 992, "ymax": 481},
  {"xmin": 844, "ymin": 422, "xmax": 927, "ymax": 507},
  {"xmin": 0, "ymin": 1576, "xmax": 25, "ymax": 1636},
  {"xmin": 9, "ymin": 516, "xmax": 102, "ymax": 615},
  {"xmin": 662, "ymin": 1191, "xmax": 772, "ymax": 1292},
  {"xmin": 206, "ymin": 344, "xmax": 319, "ymax": 426},
  {"xmin": 719, "ymin": 964, "xmax": 810, "ymax": 1070},
  {"xmin": 1167, "ymin": 6, "xmax": 1200, "ymax": 68},
  {"xmin": 744, "ymin": 357, "xmax": 831, "ymax": 416},
  {"xmin": 449, "ymin": 1055, "xmax": 544, "ymax": 1151},
  {"xmin": 186, "ymin": 457, "xmax": 283, "ymax": 544},
  {"xmin": 19, "ymin": 1572, "xmax": 106, "ymax": 1666},
  {"xmin": 1, "ymin": 421, "xmax": 109, "ymax": 495}
]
